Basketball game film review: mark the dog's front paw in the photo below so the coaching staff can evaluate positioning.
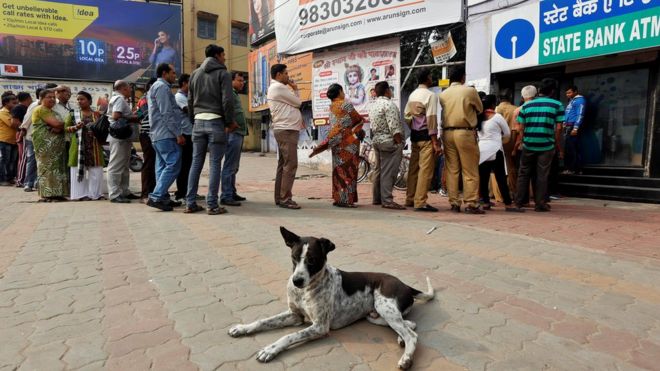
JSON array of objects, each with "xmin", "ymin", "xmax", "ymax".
[
  {"xmin": 228, "ymin": 324, "xmax": 249, "ymax": 337},
  {"xmin": 256, "ymin": 344, "xmax": 279, "ymax": 363},
  {"xmin": 398, "ymin": 355, "xmax": 413, "ymax": 370}
]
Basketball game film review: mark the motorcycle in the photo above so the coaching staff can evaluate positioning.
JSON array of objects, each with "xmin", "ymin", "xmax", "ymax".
[{"xmin": 102, "ymin": 144, "xmax": 144, "ymax": 173}]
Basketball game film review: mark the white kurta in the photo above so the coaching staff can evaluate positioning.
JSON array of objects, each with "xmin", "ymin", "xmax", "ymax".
[
  {"xmin": 70, "ymin": 167, "xmax": 104, "ymax": 200},
  {"xmin": 478, "ymin": 113, "xmax": 511, "ymax": 167}
]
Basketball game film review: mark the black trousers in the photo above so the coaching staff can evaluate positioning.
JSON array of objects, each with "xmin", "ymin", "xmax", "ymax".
[
  {"xmin": 175, "ymin": 134, "xmax": 193, "ymax": 199},
  {"xmin": 515, "ymin": 148, "xmax": 555, "ymax": 207},
  {"xmin": 139, "ymin": 133, "xmax": 156, "ymax": 198},
  {"xmin": 479, "ymin": 150, "xmax": 512, "ymax": 205}
]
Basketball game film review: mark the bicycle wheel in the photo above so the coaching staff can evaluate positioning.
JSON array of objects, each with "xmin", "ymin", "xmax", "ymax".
[
  {"xmin": 393, "ymin": 156, "xmax": 409, "ymax": 190},
  {"xmin": 357, "ymin": 156, "xmax": 370, "ymax": 183}
]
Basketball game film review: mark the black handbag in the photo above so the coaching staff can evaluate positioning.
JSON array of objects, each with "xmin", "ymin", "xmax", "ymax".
[
  {"xmin": 108, "ymin": 117, "xmax": 133, "ymax": 140},
  {"xmin": 89, "ymin": 114, "xmax": 110, "ymax": 143}
]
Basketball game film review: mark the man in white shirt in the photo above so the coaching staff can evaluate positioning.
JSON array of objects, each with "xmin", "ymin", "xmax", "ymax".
[
  {"xmin": 267, "ymin": 63, "xmax": 304, "ymax": 210},
  {"xmin": 107, "ymin": 80, "xmax": 140, "ymax": 203}
]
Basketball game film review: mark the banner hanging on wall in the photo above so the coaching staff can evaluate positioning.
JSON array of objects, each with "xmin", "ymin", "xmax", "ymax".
[
  {"xmin": 249, "ymin": 0, "xmax": 276, "ymax": 45},
  {"xmin": 312, "ymin": 38, "xmax": 401, "ymax": 124},
  {"xmin": 0, "ymin": 0, "xmax": 182, "ymax": 82},
  {"xmin": 247, "ymin": 39, "xmax": 313, "ymax": 112},
  {"xmin": 275, "ymin": 0, "xmax": 462, "ymax": 54}
]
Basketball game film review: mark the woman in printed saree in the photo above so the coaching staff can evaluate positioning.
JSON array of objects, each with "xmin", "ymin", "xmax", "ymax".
[
  {"xmin": 31, "ymin": 89, "xmax": 68, "ymax": 202},
  {"xmin": 65, "ymin": 91, "xmax": 105, "ymax": 201},
  {"xmin": 309, "ymin": 83, "xmax": 365, "ymax": 208}
]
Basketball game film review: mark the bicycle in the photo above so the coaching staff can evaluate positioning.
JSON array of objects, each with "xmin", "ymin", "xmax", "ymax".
[
  {"xmin": 357, "ymin": 139, "xmax": 373, "ymax": 183},
  {"xmin": 394, "ymin": 153, "xmax": 409, "ymax": 191}
]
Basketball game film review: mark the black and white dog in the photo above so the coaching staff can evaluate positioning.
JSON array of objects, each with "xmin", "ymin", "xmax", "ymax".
[{"xmin": 228, "ymin": 227, "xmax": 434, "ymax": 369}]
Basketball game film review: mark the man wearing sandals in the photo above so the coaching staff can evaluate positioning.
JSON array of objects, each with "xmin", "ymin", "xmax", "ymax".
[
  {"xmin": 368, "ymin": 82, "xmax": 405, "ymax": 210},
  {"xmin": 267, "ymin": 64, "xmax": 305, "ymax": 210},
  {"xmin": 184, "ymin": 44, "xmax": 236, "ymax": 215}
]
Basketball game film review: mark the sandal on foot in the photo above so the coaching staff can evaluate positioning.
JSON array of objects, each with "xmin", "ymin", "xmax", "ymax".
[
  {"xmin": 279, "ymin": 200, "xmax": 301, "ymax": 210},
  {"xmin": 382, "ymin": 202, "xmax": 406, "ymax": 210},
  {"xmin": 184, "ymin": 204, "xmax": 204, "ymax": 214},
  {"xmin": 207, "ymin": 207, "xmax": 227, "ymax": 215}
]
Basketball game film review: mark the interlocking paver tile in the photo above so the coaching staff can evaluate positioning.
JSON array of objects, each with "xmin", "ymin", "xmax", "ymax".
[{"xmin": 1, "ymin": 154, "xmax": 659, "ymax": 370}]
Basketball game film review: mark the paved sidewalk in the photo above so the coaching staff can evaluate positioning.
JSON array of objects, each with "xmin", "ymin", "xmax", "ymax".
[{"xmin": 1, "ymin": 153, "xmax": 659, "ymax": 370}]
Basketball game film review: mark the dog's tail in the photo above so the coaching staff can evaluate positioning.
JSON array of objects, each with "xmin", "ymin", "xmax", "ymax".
[{"xmin": 413, "ymin": 277, "xmax": 435, "ymax": 303}]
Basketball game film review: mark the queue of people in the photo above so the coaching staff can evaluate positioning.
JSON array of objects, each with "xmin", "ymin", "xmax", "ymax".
[
  {"xmin": 1, "ymin": 44, "xmax": 582, "ymax": 215},
  {"xmin": 306, "ymin": 67, "xmax": 578, "ymax": 214}
]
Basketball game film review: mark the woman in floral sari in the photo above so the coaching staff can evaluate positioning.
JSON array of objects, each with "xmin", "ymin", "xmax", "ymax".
[
  {"xmin": 310, "ymin": 84, "xmax": 365, "ymax": 207},
  {"xmin": 31, "ymin": 89, "xmax": 68, "ymax": 202},
  {"xmin": 65, "ymin": 91, "xmax": 105, "ymax": 201}
]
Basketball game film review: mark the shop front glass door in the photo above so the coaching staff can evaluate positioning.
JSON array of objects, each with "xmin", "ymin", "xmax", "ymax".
[{"xmin": 574, "ymin": 69, "xmax": 649, "ymax": 167}]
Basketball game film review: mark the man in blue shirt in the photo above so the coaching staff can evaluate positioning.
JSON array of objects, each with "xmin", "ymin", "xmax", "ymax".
[
  {"xmin": 562, "ymin": 85, "xmax": 586, "ymax": 174},
  {"xmin": 147, "ymin": 63, "xmax": 186, "ymax": 211}
]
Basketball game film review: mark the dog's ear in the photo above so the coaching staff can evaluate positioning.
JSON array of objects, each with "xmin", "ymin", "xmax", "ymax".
[
  {"xmin": 280, "ymin": 227, "xmax": 301, "ymax": 248},
  {"xmin": 318, "ymin": 238, "xmax": 335, "ymax": 255}
]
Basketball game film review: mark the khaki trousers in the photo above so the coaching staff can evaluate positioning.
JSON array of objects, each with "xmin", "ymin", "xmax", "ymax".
[
  {"xmin": 502, "ymin": 139, "xmax": 517, "ymax": 196},
  {"xmin": 274, "ymin": 129, "xmax": 299, "ymax": 204},
  {"xmin": 443, "ymin": 130, "xmax": 480, "ymax": 208},
  {"xmin": 406, "ymin": 140, "xmax": 435, "ymax": 208}
]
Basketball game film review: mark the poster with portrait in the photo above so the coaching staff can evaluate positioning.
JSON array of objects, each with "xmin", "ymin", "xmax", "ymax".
[
  {"xmin": 249, "ymin": 0, "xmax": 275, "ymax": 45},
  {"xmin": 312, "ymin": 38, "xmax": 400, "ymax": 124},
  {"xmin": 247, "ymin": 39, "xmax": 313, "ymax": 112}
]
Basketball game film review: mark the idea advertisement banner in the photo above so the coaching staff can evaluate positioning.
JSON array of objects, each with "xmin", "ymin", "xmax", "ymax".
[
  {"xmin": 249, "ymin": 0, "xmax": 275, "ymax": 45},
  {"xmin": 274, "ymin": 0, "xmax": 462, "ymax": 54},
  {"xmin": 0, "ymin": 78, "xmax": 112, "ymax": 111},
  {"xmin": 247, "ymin": 39, "xmax": 313, "ymax": 112},
  {"xmin": 490, "ymin": 0, "xmax": 660, "ymax": 73},
  {"xmin": 312, "ymin": 38, "xmax": 401, "ymax": 123},
  {"xmin": 0, "ymin": 0, "xmax": 182, "ymax": 82}
]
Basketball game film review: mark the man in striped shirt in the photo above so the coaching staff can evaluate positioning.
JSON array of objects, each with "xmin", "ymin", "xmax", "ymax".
[{"xmin": 510, "ymin": 78, "xmax": 564, "ymax": 212}]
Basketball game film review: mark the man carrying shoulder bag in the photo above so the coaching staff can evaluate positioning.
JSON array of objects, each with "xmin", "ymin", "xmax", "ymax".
[{"xmin": 106, "ymin": 80, "xmax": 140, "ymax": 203}]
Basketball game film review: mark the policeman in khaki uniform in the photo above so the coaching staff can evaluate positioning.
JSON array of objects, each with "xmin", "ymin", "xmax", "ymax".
[{"xmin": 439, "ymin": 68, "xmax": 484, "ymax": 214}]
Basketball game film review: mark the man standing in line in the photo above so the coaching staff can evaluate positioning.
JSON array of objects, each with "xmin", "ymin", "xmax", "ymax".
[
  {"xmin": 512, "ymin": 85, "xmax": 538, "ymax": 206},
  {"xmin": 137, "ymin": 78, "xmax": 157, "ymax": 202},
  {"xmin": 53, "ymin": 85, "xmax": 72, "ymax": 119},
  {"xmin": 404, "ymin": 69, "xmax": 441, "ymax": 212},
  {"xmin": 185, "ymin": 44, "xmax": 235, "ymax": 215},
  {"xmin": 267, "ymin": 63, "xmax": 304, "ymax": 210},
  {"xmin": 440, "ymin": 67, "xmax": 484, "ymax": 214},
  {"xmin": 20, "ymin": 84, "xmax": 57, "ymax": 192},
  {"xmin": 495, "ymin": 88, "xmax": 519, "ymax": 197},
  {"xmin": 147, "ymin": 63, "xmax": 186, "ymax": 211},
  {"xmin": 509, "ymin": 78, "xmax": 564, "ymax": 213},
  {"xmin": 12, "ymin": 92, "xmax": 33, "ymax": 187},
  {"xmin": 220, "ymin": 72, "xmax": 249, "ymax": 207},
  {"xmin": 369, "ymin": 81, "xmax": 405, "ymax": 210},
  {"xmin": 107, "ymin": 80, "xmax": 140, "ymax": 203},
  {"xmin": 0, "ymin": 94, "xmax": 19, "ymax": 186},
  {"xmin": 174, "ymin": 73, "xmax": 194, "ymax": 202},
  {"xmin": 562, "ymin": 85, "xmax": 586, "ymax": 175}
]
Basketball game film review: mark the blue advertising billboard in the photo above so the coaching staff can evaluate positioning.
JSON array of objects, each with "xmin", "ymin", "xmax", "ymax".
[{"xmin": 0, "ymin": 0, "xmax": 182, "ymax": 82}]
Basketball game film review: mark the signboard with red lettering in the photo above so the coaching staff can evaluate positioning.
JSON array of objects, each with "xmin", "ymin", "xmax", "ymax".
[{"xmin": 311, "ymin": 38, "xmax": 400, "ymax": 123}]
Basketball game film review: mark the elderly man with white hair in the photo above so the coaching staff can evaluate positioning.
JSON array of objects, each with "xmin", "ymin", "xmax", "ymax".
[
  {"xmin": 106, "ymin": 80, "xmax": 140, "ymax": 203},
  {"xmin": 509, "ymin": 85, "xmax": 538, "ymax": 206}
]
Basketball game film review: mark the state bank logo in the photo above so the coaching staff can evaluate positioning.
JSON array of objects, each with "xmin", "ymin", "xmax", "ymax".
[
  {"xmin": 490, "ymin": 2, "xmax": 540, "ymax": 73},
  {"xmin": 495, "ymin": 19, "xmax": 536, "ymax": 59}
]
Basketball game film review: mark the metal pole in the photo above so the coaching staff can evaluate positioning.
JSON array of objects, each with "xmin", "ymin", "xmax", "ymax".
[{"xmin": 401, "ymin": 44, "xmax": 427, "ymax": 89}]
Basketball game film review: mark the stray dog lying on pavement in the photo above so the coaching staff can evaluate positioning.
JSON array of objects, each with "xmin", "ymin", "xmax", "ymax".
[{"xmin": 228, "ymin": 227, "xmax": 435, "ymax": 369}]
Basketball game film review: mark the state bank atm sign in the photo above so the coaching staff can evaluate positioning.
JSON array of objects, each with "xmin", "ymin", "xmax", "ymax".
[{"xmin": 491, "ymin": 0, "xmax": 660, "ymax": 73}]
